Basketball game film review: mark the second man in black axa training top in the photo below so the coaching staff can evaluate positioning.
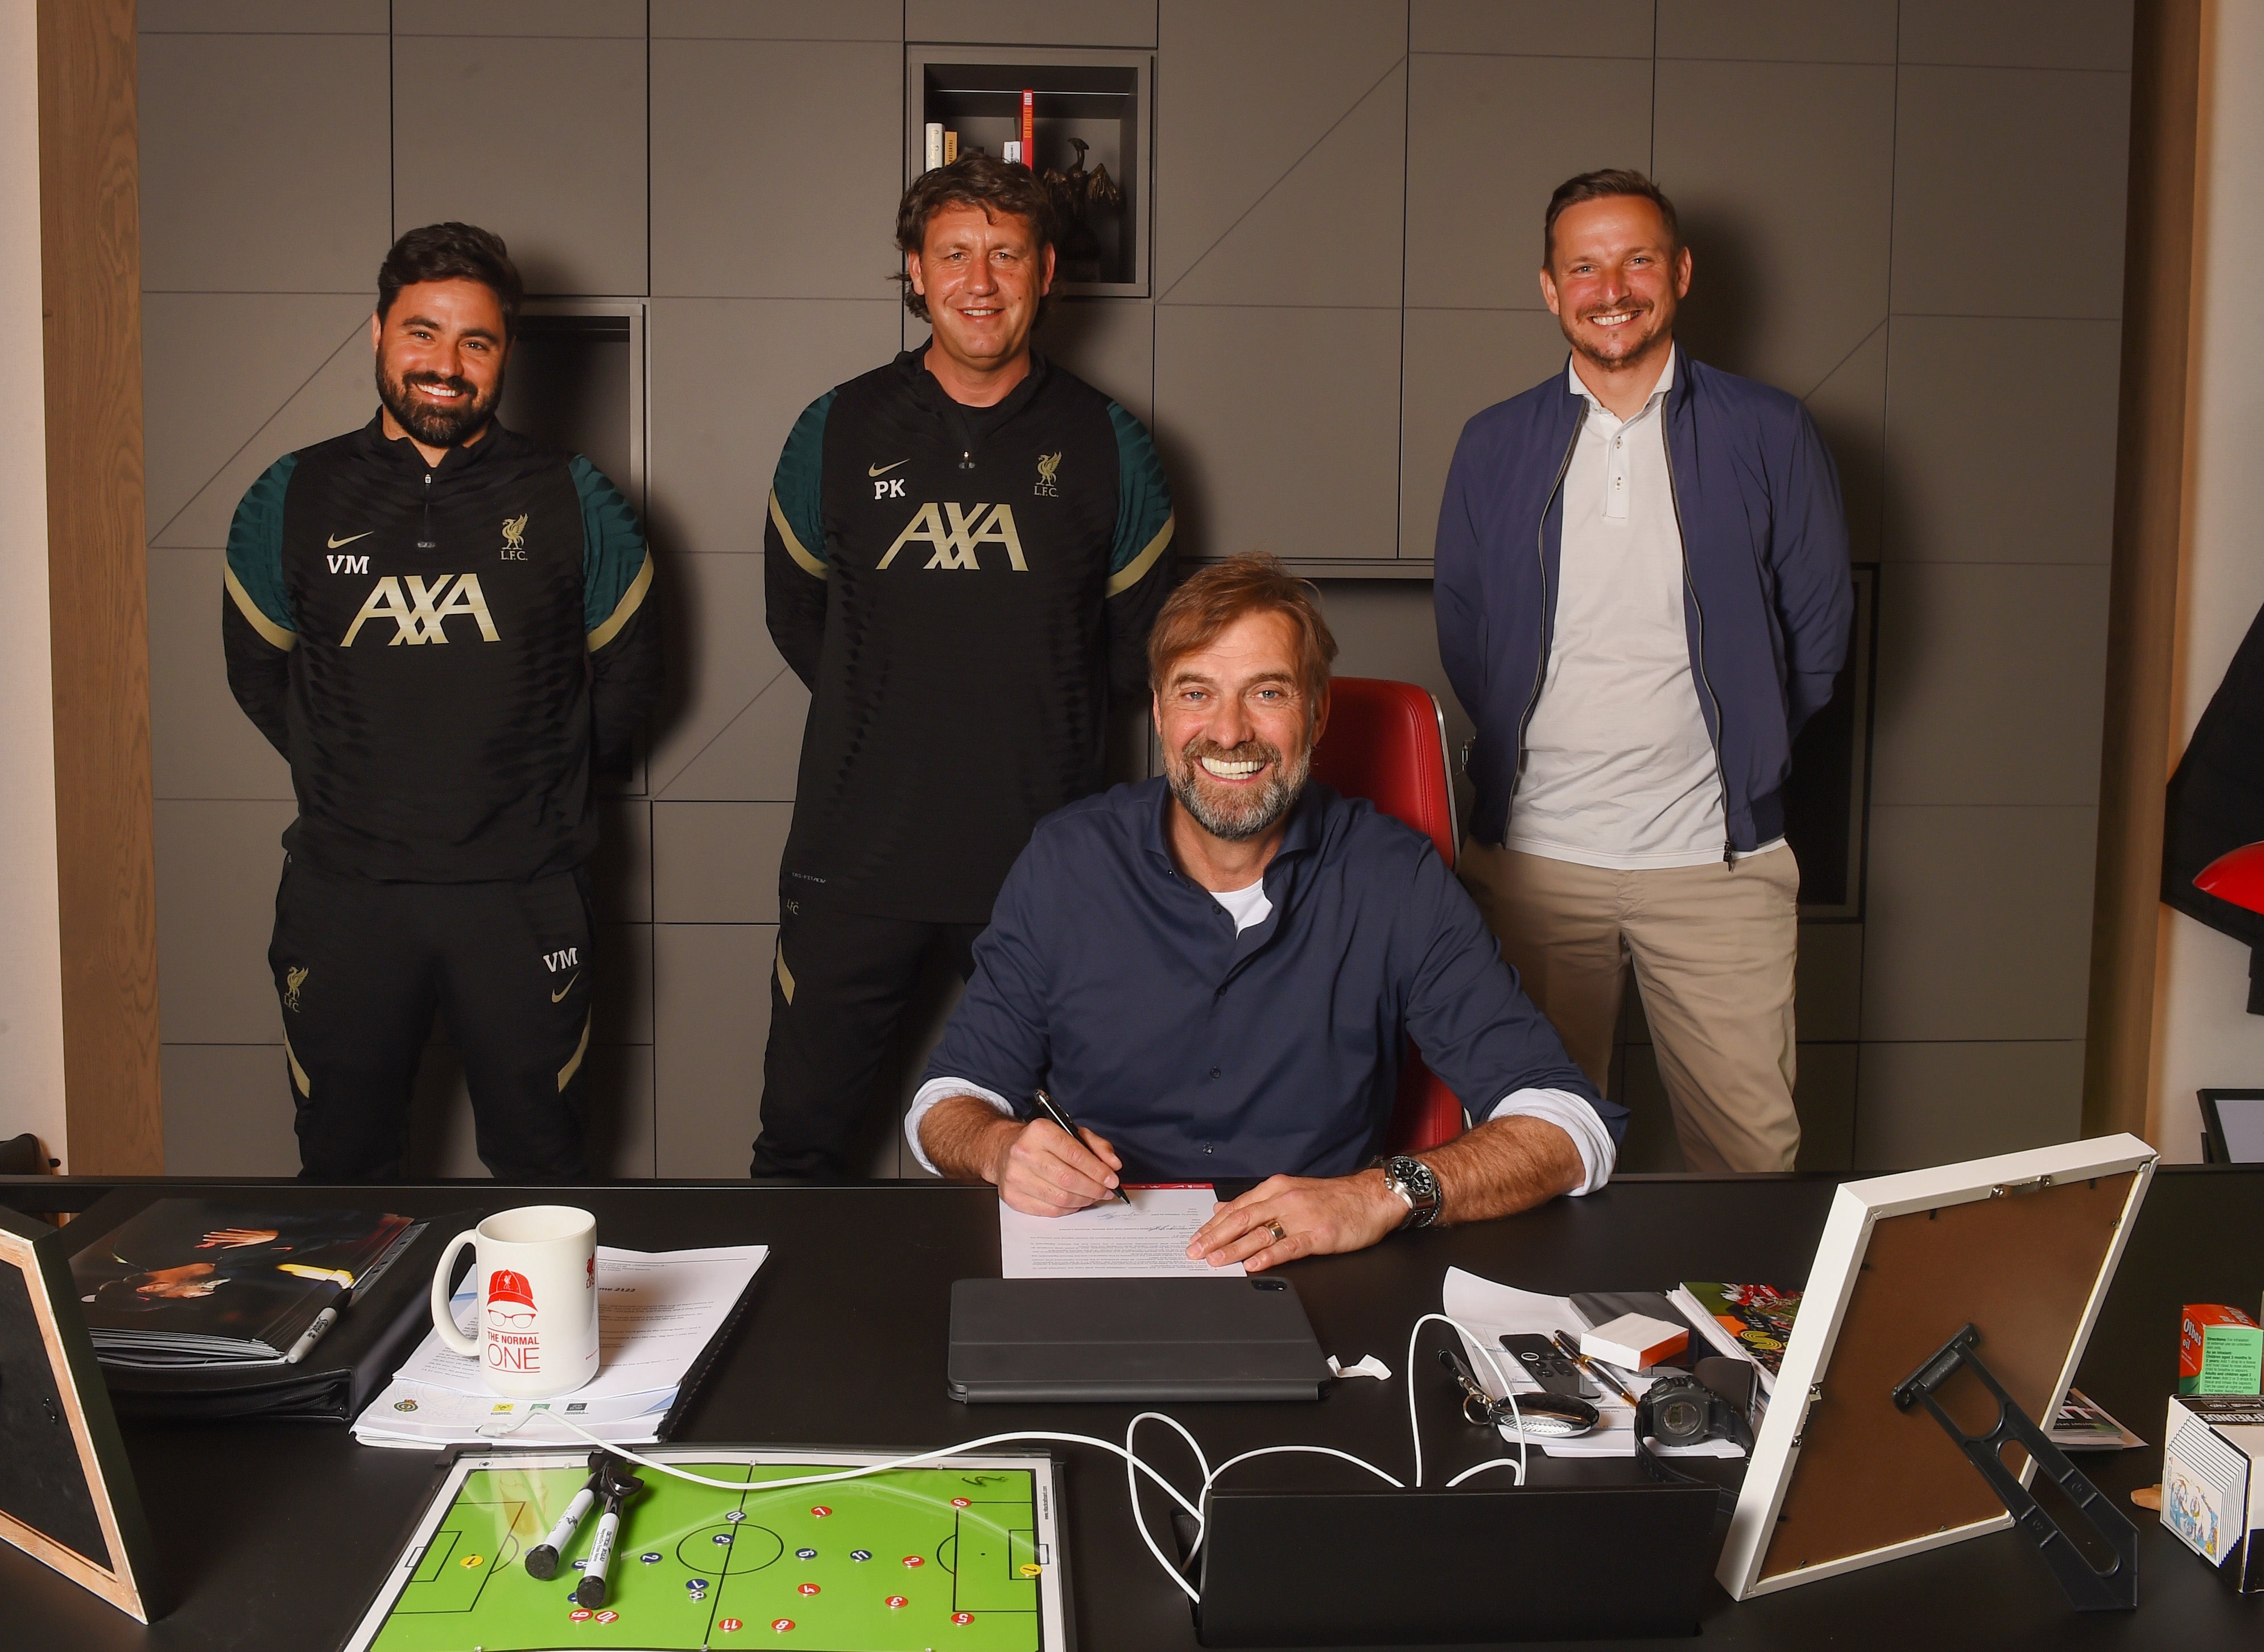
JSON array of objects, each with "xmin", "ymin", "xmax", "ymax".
[
  {"xmin": 224, "ymin": 223, "xmax": 660, "ymax": 1181},
  {"xmin": 754, "ymin": 155, "xmax": 1176, "ymax": 1178}
]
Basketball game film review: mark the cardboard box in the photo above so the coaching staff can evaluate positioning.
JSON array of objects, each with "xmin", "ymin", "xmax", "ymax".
[
  {"xmin": 1581, "ymin": 1312, "xmax": 1689, "ymax": 1371},
  {"xmin": 2160, "ymin": 1393, "xmax": 2264, "ymax": 1590}
]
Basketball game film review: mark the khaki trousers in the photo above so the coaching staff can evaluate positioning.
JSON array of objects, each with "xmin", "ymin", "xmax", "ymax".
[{"xmin": 1457, "ymin": 841, "xmax": 1801, "ymax": 1173}]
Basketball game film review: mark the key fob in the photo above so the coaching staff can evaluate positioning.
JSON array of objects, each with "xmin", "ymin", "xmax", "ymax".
[{"xmin": 1498, "ymin": 1332, "xmax": 1600, "ymax": 1399}]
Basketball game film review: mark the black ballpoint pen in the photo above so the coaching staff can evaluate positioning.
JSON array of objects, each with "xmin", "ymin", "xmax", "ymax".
[{"xmin": 1031, "ymin": 1087, "xmax": 1132, "ymax": 1204}]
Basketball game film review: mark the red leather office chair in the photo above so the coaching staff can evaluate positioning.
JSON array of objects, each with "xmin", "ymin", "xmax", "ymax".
[{"xmin": 1309, "ymin": 677, "xmax": 1468, "ymax": 1154}]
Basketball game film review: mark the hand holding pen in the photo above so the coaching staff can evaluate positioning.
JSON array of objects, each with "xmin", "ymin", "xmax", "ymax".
[
  {"xmin": 988, "ymin": 1086, "xmax": 1128, "ymax": 1215},
  {"xmin": 1030, "ymin": 1088, "xmax": 1133, "ymax": 1206}
]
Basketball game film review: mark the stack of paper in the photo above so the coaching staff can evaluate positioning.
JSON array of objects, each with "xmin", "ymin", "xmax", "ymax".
[
  {"xmin": 352, "ymin": 1244, "xmax": 765, "ymax": 1450},
  {"xmin": 1441, "ymin": 1268, "xmax": 1746, "ymax": 1461}
]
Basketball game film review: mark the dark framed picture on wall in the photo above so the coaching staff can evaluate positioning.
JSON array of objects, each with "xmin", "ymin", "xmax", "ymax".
[{"xmin": 0, "ymin": 1202, "xmax": 164, "ymax": 1622}]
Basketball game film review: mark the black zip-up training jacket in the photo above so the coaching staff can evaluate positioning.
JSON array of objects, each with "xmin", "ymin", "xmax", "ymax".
[
  {"xmin": 764, "ymin": 348, "xmax": 1175, "ymax": 923},
  {"xmin": 223, "ymin": 416, "xmax": 660, "ymax": 883}
]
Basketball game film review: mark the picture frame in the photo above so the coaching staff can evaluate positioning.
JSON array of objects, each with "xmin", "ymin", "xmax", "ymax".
[
  {"xmin": 1717, "ymin": 1134, "xmax": 2158, "ymax": 1600},
  {"xmin": 2198, "ymin": 1088, "xmax": 2264, "ymax": 1164},
  {"xmin": 0, "ymin": 1200, "xmax": 164, "ymax": 1621}
]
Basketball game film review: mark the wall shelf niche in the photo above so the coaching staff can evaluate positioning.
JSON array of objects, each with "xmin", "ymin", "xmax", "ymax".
[{"xmin": 904, "ymin": 47, "xmax": 1153, "ymax": 298}]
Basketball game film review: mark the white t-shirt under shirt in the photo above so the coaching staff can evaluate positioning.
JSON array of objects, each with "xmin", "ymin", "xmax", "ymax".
[
  {"xmin": 1505, "ymin": 350, "xmax": 1784, "ymax": 871},
  {"xmin": 1211, "ymin": 879, "xmax": 1272, "ymax": 933}
]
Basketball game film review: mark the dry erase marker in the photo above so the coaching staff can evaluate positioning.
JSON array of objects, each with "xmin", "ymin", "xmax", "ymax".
[
  {"xmin": 526, "ymin": 1452, "xmax": 609, "ymax": 1580},
  {"xmin": 1031, "ymin": 1087, "xmax": 1131, "ymax": 1204},
  {"xmin": 526, "ymin": 1484, "xmax": 597, "ymax": 1580},
  {"xmin": 574, "ymin": 1468, "xmax": 645, "ymax": 1609}
]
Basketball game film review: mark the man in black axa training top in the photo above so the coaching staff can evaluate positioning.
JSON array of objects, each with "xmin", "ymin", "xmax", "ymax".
[
  {"xmin": 224, "ymin": 222, "xmax": 661, "ymax": 1181},
  {"xmin": 757, "ymin": 154, "xmax": 1176, "ymax": 1178}
]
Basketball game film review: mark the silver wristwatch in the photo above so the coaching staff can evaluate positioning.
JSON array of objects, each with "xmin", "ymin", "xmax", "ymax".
[{"xmin": 1378, "ymin": 1154, "xmax": 1443, "ymax": 1231}]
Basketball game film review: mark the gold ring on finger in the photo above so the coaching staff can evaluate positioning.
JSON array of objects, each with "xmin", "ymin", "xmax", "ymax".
[{"xmin": 1265, "ymin": 1219, "xmax": 1288, "ymax": 1245}]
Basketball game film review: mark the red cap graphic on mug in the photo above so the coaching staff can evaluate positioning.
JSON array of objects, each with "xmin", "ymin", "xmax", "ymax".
[{"xmin": 486, "ymin": 1268, "xmax": 536, "ymax": 1326}]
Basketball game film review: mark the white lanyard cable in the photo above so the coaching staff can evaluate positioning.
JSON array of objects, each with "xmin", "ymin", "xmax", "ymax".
[{"xmin": 548, "ymin": 1311, "xmax": 1526, "ymax": 1605}]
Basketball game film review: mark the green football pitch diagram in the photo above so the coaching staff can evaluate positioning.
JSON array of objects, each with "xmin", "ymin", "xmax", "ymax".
[{"xmin": 366, "ymin": 1459, "xmax": 1048, "ymax": 1652}]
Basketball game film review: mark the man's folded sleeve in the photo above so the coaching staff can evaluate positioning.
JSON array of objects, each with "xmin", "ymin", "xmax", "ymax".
[{"xmin": 1397, "ymin": 846, "xmax": 1629, "ymax": 1158}]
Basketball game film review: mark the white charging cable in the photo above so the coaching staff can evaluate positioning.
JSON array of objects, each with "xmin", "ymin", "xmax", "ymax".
[
  {"xmin": 546, "ymin": 1311, "xmax": 1530, "ymax": 1604},
  {"xmin": 1404, "ymin": 1311, "xmax": 1526, "ymax": 1489}
]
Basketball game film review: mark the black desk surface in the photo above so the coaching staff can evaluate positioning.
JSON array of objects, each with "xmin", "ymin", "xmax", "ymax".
[{"xmin": 2, "ymin": 1167, "xmax": 2260, "ymax": 1650}]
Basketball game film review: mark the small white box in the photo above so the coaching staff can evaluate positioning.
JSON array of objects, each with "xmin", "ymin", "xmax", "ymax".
[
  {"xmin": 2162, "ymin": 1393, "xmax": 2264, "ymax": 1589},
  {"xmin": 1582, "ymin": 1313, "xmax": 1689, "ymax": 1371}
]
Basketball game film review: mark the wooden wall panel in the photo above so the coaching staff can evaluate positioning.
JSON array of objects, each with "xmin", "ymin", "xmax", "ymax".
[
  {"xmin": 2085, "ymin": 0, "xmax": 2203, "ymax": 1142},
  {"xmin": 38, "ymin": 0, "xmax": 161, "ymax": 1173}
]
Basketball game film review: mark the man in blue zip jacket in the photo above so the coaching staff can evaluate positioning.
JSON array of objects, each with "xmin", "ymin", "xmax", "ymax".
[{"xmin": 1434, "ymin": 170, "xmax": 1851, "ymax": 1174}]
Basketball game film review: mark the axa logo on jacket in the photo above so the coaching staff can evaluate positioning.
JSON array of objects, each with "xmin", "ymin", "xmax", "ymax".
[
  {"xmin": 341, "ymin": 573, "xmax": 503, "ymax": 645},
  {"xmin": 876, "ymin": 502, "xmax": 1030, "ymax": 572}
]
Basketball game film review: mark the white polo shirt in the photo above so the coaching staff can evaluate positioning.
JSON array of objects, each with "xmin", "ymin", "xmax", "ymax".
[{"xmin": 1505, "ymin": 350, "xmax": 1784, "ymax": 871}]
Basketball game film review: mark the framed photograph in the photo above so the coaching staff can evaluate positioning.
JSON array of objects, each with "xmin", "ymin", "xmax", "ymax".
[
  {"xmin": 0, "ymin": 1201, "xmax": 164, "ymax": 1621},
  {"xmin": 1717, "ymin": 1134, "xmax": 2158, "ymax": 1600}
]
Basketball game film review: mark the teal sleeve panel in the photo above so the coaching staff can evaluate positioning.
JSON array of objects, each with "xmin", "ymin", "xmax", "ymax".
[
  {"xmin": 1105, "ymin": 401, "xmax": 1174, "ymax": 585},
  {"xmin": 224, "ymin": 453, "xmax": 300, "ymax": 639},
  {"xmin": 571, "ymin": 454, "xmax": 652, "ymax": 638},
  {"xmin": 770, "ymin": 390, "xmax": 834, "ymax": 571}
]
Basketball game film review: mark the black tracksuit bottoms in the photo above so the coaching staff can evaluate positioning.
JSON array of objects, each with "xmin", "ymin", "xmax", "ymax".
[
  {"xmin": 750, "ymin": 895, "xmax": 984, "ymax": 1179},
  {"xmin": 270, "ymin": 856, "xmax": 595, "ymax": 1182}
]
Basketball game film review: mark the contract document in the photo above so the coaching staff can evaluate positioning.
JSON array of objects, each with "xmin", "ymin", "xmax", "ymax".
[
  {"xmin": 998, "ymin": 1185, "xmax": 1246, "ymax": 1278},
  {"xmin": 356, "ymin": 1244, "xmax": 765, "ymax": 1449}
]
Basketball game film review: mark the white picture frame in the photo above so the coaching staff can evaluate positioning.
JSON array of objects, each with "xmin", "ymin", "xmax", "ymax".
[{"xmin": 1717, "ymin": 1133, "xmax": 2158, "ymax": 1600}]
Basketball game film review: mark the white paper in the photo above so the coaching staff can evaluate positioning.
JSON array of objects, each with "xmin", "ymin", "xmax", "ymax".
[
  {"xmin": 1441, "ymin": 1266, "xmax": 1744, "ymax": 1461},
  {"xmin": 998, "ymin": 1186, "xmax": 1245, "ymax": 1278},
  {"xmin": 353, "ymin": 1378, "xmax": 675, "ymax": 1448},
  {"xmin": 395, "ymin": 1244, "xmax": 767, "ymax": 1400}
]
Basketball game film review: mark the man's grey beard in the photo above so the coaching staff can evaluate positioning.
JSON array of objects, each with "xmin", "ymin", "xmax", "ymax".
[
  {"xmin": 1168, "ymin": 739, "xmax": 1312, "ymax": 842},
  {"xmin": 377, "ymin": 360, "xmax": 501, "ymax": 449}
]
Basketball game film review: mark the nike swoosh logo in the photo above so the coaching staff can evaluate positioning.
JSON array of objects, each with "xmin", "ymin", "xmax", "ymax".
[
  {"xmin": 551, "ymin": 973, "xmax": 580, "ymax": 1003},
  {"xmin": 868, "ymin": 459, "xmax": 909, "ymax": 477},
  {"xmin": 327, "ymin": 531, "xmax": 374, "ymax": 549}
]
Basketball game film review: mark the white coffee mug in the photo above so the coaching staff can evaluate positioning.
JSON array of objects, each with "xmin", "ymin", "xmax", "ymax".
[{"xmin": 429, "ymin": 1205, "xmax": 599, "ymax": 1398}]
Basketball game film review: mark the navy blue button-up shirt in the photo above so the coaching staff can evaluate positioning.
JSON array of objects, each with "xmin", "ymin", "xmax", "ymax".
[{"xmin": 921, "ymin": 779, "xmax": 1623, "ymax": 1182}]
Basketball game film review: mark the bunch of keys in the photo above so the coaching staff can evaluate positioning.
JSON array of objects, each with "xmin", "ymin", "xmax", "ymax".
[{"xmin": 1437, "ymin": 1347, "xmax": 1601, "ymax": 1439}]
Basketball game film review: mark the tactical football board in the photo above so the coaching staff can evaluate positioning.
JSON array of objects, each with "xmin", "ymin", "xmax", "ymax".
[{"xmin": 343, "ymin": 1448, "xmax": 1068, "ymax": 1652}]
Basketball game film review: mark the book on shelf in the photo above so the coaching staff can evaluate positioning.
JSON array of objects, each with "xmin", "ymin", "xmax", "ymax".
[
  {"xmin": 1021, "ymin": 88, "xmax": 1035, "ymax": 167},
  {"xmin": 71, "ymin": 1200, "xmax": 419, "ymax": 1367},
  {"xmin": 944, "ymin": 129, "xmax": 959, "ymax": 165},
  {"xmin": 1670, "ymin": 1281, "xmax": 1803, "ymax": 1395},
  {"xmin": 924, "ymin": 121, "xmax": 944, "ymax": 171}
]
